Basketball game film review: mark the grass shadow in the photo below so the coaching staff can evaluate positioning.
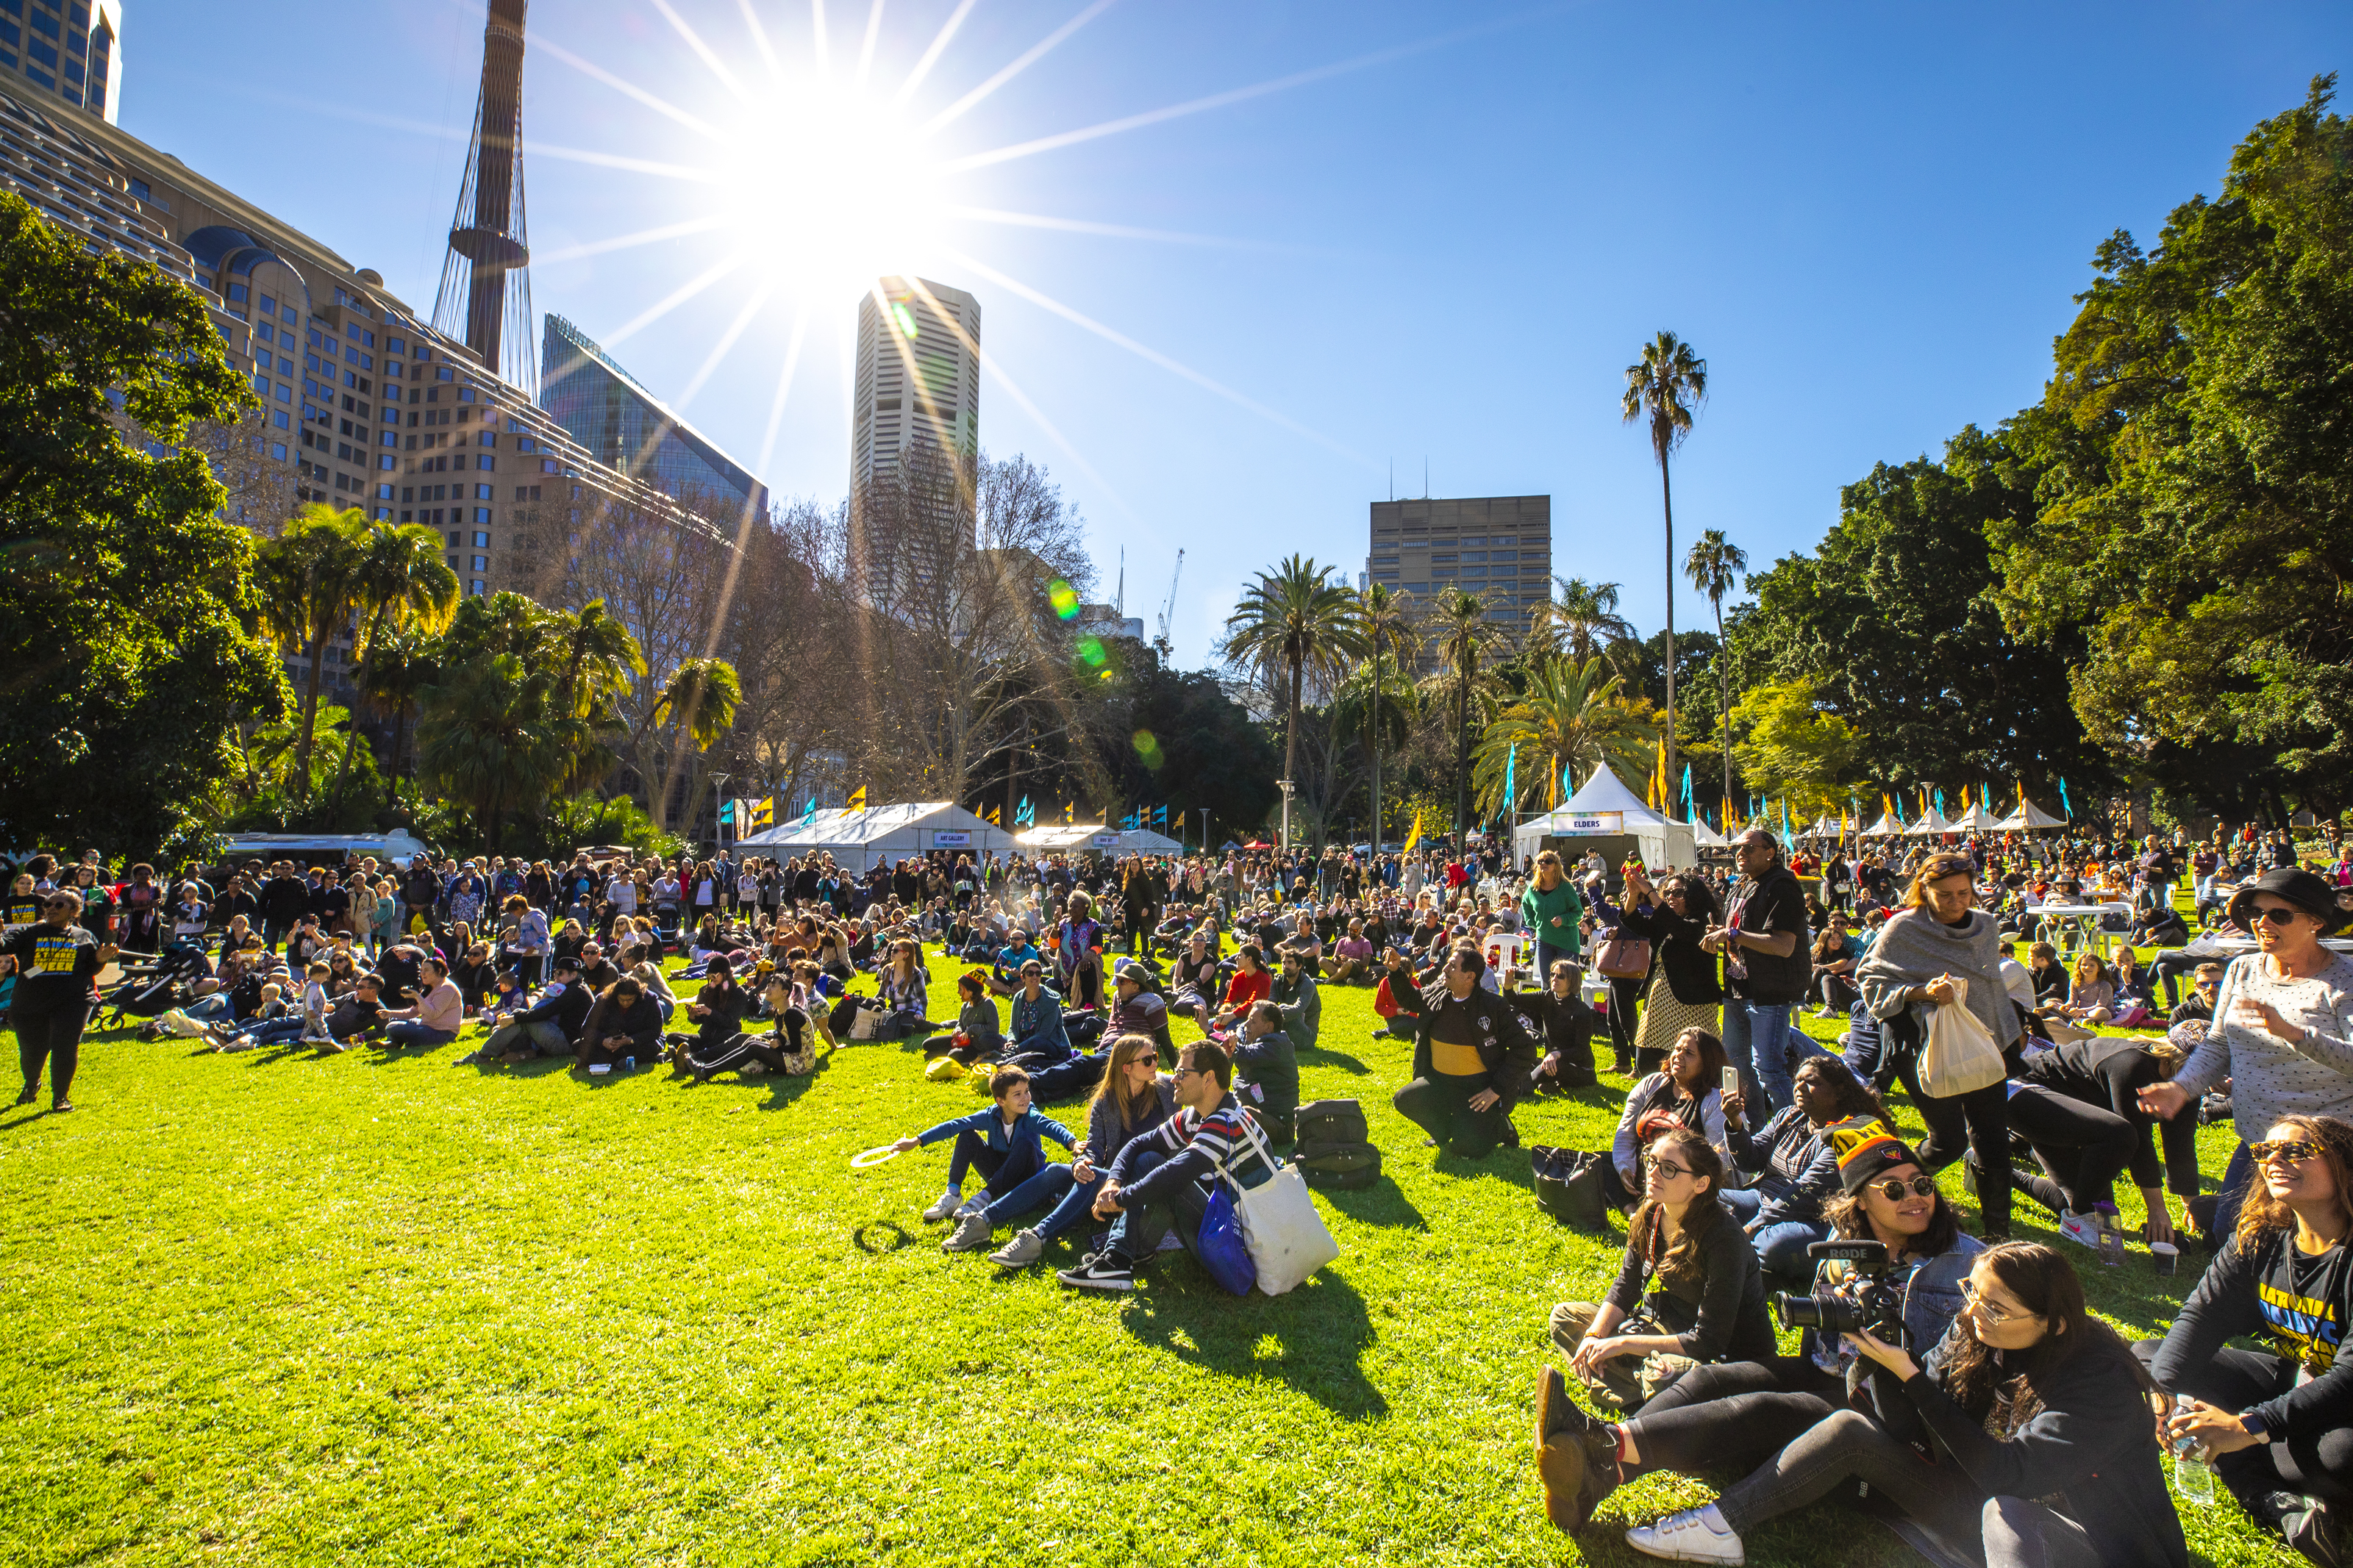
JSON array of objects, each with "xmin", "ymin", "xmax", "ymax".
[
  {"xmin": 1120, "ymin": 1266, "xmax": 1388, "ymax": 1419},
  {"xmin": 852, "ymin": 1220, "xmax": 915, "ymax": 1255},
  {"xmin": 1296, "ymin": 1043, "xmax": 1373, "ymax": 1078},
  {"xmin": 1314, "ymin": 1180, "xmax": 1429, "ymax": 1231}
]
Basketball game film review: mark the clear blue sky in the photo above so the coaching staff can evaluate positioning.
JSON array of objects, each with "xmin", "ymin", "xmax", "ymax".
[{"xmin": 127, "ymin": 1, "xmax": 2350, "ymax": 668}]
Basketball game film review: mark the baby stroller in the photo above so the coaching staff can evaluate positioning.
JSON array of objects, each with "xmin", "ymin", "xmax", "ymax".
[{"xmin": 101, "ymin": 940, "xmax": 213, "ymax": 1027}]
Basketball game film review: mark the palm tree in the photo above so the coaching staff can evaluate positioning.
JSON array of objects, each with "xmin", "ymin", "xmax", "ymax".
[
  {"xmin": 549, "ymin": 598, "xmax": 646, "ymax": 720},
  {"xmin": 1422, "ymin": 586, "xmax": 1501, "ymax": 840},
  {"xmin": 363, "ymin": 624, "xmax": 440, "ymax": 805},
  {"xmin": 1683, "ymin": 528, "xmax": 1749, "ymax": 827},
  {"xmin": 649, "ymin": 656, "xmax": 744, "ymax": 834},
  {"xmin": 1357, "ymin": 581, "xmax": 1416, "ymax": 848},
  {"xmin": 1221, "ymin": 556, "xmax": 1363, "ymax": 849},
  {"xmin": 1622, "ymin": 330, "xmax": 1708, "ymax": 810},
  {"xmin": 251, "ymin": 504, "xmax": 368, "ymax": 801},
  {"xmin": 1546, "ymin": 577, "xmax": 1635, "ymax": 667},
  {"xmin": 331, "ymin": 519, "xmax": 460, "ymax": 812},
  {"xmin": 414, "ymin": 653, "xmax": 572, "ymax": 851},
  {"xmin": 1471, "ymin": 656, "xmax": 1657, "ymax": 817}
]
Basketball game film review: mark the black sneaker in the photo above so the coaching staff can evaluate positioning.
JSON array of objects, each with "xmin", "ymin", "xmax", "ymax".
[{"xmin": 1056, "ymin": 1254, "xmax": 1135, "ymax": 1292}]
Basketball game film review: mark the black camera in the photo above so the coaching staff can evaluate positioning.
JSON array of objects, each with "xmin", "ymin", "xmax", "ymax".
[{"xmin": 1770, "ymin": 1239, "xmax": 1908, "ymax": 1348}]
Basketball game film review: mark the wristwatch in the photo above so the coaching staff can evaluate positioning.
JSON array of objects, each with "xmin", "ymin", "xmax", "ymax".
[{"xmin": 2240, "ymin": 1409, "xmax": 2270, "ymax": 1440}]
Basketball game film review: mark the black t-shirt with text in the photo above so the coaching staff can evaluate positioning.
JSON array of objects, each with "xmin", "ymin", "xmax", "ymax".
[{"xmin": 3, "ymin": 922, "xmax": 102, "ymax": 1010}]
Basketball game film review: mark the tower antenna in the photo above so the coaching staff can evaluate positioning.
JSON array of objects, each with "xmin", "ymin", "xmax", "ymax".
[{"xmin": 432, "ymin": 0, "xmax": 537, "ymax": 393}]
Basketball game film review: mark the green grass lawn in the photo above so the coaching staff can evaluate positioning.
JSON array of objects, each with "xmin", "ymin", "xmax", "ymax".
[{"xmin": 0, "ymin": 948, "xmax": 2301, "ymax": 1567}]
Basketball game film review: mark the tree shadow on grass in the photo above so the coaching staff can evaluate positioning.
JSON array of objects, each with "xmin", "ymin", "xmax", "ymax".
[
  {"xmin": 1121, "ymin": 1267, "xmax": 1388, "ymax": 1419},
  {"xmin": 1296, "ymin": 1043, "xmax": 1373, "ymax": 1078}
]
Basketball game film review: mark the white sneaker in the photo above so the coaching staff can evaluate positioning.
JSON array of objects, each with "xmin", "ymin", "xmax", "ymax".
[
  {"xmin": 921, "ymin": 1189, "xmax": 962, "ymax": 1223},
  {"xmin": 2058, "ymin": 1209, "xmax": 2105, "ymax": 1249},
  {"xmin": 1626, "ymin": 1506, "xmax": 1744, "ymax": 1563}
]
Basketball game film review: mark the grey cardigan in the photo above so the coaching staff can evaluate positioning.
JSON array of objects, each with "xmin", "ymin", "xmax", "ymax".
[{"xmin": 1856, "ymin": 907, "xmax": 2016, "ymax": 1048}]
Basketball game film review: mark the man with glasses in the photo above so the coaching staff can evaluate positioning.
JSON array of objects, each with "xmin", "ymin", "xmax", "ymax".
[
  {"xmin": 1057, "ymin": 1041, "xmax": 1277, "ymax": 1292},
  {"xmin": 2142, "ymin": 867, "xmax": 2353, "ymax": 1239}
]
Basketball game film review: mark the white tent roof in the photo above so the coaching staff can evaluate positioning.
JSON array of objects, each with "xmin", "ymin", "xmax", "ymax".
[
  {"xmin": 1804, "ymin": 815, "xmax": 1842, "ymax": 838},
  {"xmin": 1692, "ymin": 817, "xmax": 1729, "ymax": 848},
  {"xmin": 1991, "ymin": 796, "xmax": 2068, "ymax": 831},
  {"xmin": 1514, "ymin": 764, "xmax": 1698, "ymax": 870},
  {"xmin": 1113, "ymin": 828, "xmax": 1183, "ymax": 853},
  {"xmin": 1905, "ymin": 809, "xmax": 1957, "ymax": 837},
  {"xmin": 1949, "ymin": 803, "xmax": 2001, "ymax": 830},
  {"xmin": 1861, "ymin": 812, "xmax": 1907, "ymax": 837},
  {"xmin": 735, "ymin": 801, "xmax": 1014, "ymax": 870},
  {"xmin": 1016, "ymin": 824, "xmax": 1115, "ymax": 850}
]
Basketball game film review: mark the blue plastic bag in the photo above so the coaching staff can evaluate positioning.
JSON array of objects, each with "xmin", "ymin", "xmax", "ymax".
[{"xmin": 1196, "ymin": 1182, "xmax": 1258, "ymax": 1295}]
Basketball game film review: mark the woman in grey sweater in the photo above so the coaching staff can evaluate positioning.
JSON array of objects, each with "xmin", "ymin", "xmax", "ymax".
[
  {"xmin": 984, "ymin": 1034, "xmax": 1175, "ymax": 1270},
  {"xmin": 1856, "ymin": 851, "xmax": 2021, "ymax": 1238},
  {"xmin": 2142, "ymin": 867, "xmax": 2353, "ymax": 1237}
]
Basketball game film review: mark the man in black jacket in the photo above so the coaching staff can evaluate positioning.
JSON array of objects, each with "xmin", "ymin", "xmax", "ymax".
[
  {"xmin": 1393, "ymin": 942, "xmax": 1542, "ymax": 1159},
  {"xmin": 468, "ymin": 956, "xmax": 594, "ymax": 1064},
  {"xmin": 1706, "ymin": 829, "xmax": 1815, "ymax": 1116},
  {"xmin": 258, "ymin": 865, "xmax": 312, "ymax": 953}
]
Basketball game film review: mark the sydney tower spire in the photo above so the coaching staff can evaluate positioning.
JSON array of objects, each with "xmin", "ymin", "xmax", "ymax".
[{"xmin": 432, "ymin": 0, "xmax": 536, "ymax": 393}]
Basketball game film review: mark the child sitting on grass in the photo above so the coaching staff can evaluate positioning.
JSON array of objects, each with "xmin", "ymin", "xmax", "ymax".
[{"xmin": 889, "ymin": 1066, "xmax": 1080, "ymax": 1253}]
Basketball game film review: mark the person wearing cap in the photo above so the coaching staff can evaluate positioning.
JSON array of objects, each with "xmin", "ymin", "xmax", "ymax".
[
  {"xmin": 2140, "ymin": 867, "xmax": 2353, "ymax": 1240},
  {"xmin": 468, "ymin": 956, "xmax": 594, "ymax": 1064}
]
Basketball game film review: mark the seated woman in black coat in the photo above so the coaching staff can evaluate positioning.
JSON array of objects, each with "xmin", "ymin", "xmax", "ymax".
[
  {"xmin": 1548, "ymin": 1124, "xmax": 1774, "ymax": 1414},
  {"xmin": 1510, "ymin": 957, "xmax": 1600, "ymax": 1092}
]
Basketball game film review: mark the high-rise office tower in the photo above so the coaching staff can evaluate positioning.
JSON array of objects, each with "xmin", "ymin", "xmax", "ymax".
[
  {"xmin": 431, "ymin": 0, "xmax": 536, "ymax": 393},
  {"xmin": 0, "ymin": 0, "xmax": 118, "ymax": 121},
  {"xmin": 1366, "ymin": 495, "xmax": 1554, "ymax": 662},
  {"xmin": 540, "ymin": 312, "xmax": 768, "ymax": 520},
  {"xmin": 851, "ymin": 276, "xmax": 979, "ymax": 490}
]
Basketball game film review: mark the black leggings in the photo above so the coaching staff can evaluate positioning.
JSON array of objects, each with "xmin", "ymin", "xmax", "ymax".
[
  {"xmin": 2002, "ymin": 1083, "xmax": 2136, "ymax": 1218},
  {"xmin": 13, "ymin": 1004, "xmax": 88, "ymax": 1103},
  {"xmin": 2132, "ymin": 1339, "xmax": 2353, "ymax": 1509},
  {"xmin": 1622, "ymin": 1357, "xmax": 1844, "ymax": 1478},
  {"xmin": 1606, "ymin": 976, "xmax": 1641, "ymax": 1065},
  {"xmin": 1887, "ymin": 1010, "xmax": 2012, "ymax": 1234}
]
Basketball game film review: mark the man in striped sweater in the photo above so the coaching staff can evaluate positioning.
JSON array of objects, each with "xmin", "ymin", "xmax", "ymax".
[{"xmin": 1057, "ymin": 1040, "xmax": 1277, "ymax": 1292}]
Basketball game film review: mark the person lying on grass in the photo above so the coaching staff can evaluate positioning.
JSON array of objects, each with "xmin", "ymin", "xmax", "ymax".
[
  {"xmin": 894, "ymin": 1066, "xmax": 1080, "ymax": 1249},
  {"xmin": 1057, "ymin": 1040, "xmax": 1279, "ymax": 1294}
]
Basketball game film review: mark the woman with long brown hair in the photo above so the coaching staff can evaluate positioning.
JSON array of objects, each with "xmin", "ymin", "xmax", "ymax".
[
  {"xmin": 1548, "ymin": 1123, "xmax": 1773, "ymax": 1412},
  {"xmin": 1622, "ymin": 1240, "xmax": 2184, "ymax": 1568},
  {"xmin": 2145, "ymin": 1113, "xmax": 2353, "ymax": 1559},
  {"xmin": 1604, "ymin": 862, "xmax": 1723, "ymax": 1078},
  {"xmin": 1857, "ymin": 850, "xmax": 2021, "ymax": 1238},
  {"xmin": 983, "ymin": 1034, "xmax": 1175, "ymax": 1271}
]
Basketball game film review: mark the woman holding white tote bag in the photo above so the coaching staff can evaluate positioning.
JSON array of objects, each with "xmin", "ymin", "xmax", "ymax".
[{"xmin": 1857, "ymin": 852, "xmax": 2022, "ymax": 1239}]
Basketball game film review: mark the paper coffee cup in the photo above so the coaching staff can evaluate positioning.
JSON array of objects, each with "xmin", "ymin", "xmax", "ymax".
[{"xmin": 2151, "ymin": 1241, "xmax": 2179, "ymax": 1276}]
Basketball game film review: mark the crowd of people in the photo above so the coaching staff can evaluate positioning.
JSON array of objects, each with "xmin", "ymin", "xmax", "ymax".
[{"xmin": 7, "ymin": 814, "xmax": 2353, "ymax": 1564}]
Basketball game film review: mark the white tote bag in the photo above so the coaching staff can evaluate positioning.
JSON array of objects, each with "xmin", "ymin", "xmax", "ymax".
[
  {"xmin": 1222, "ymin": 1112, "xmax": 1340, "ymax": 1295},
  {"xmin": 1918, "ymin": 975, "xmax": 2007, "ymax": 1098}
]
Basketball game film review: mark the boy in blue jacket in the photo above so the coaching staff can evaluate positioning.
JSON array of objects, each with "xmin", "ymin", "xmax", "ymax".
[{"xmin": 892, "ymin": 1066, "xmax": 1078, "ymax": 1250}]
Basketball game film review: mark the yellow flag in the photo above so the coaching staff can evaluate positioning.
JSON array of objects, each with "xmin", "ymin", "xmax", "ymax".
[
  {"xmin": 1882, "ymin": 792, "xmax": 1894, "ymax": 818},
  {"xmin": 1064, "ymin": 801, "xmax": 1074, "ymax": 823},
  {"xmin": 847, "ymin": 785, "xmax": 867, "ymax": 809},
  {"xmin": 1404, "ymin": 809, "xmax": 1423, "ymax": 851}
]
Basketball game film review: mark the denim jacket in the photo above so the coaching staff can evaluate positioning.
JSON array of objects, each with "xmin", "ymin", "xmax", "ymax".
[
  {"xmin": 1009, "ymin": 987, "xmax": 1071, "ymax": 1059},
  {"xmin": 1807, "ymin": 1231, "xmax": 1987, "ymax": 1373}
]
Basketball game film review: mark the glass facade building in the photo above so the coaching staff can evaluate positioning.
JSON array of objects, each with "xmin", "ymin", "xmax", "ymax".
[{"xmin": 540, "ymin": 311, "xmax": 768, "ymax": 518}]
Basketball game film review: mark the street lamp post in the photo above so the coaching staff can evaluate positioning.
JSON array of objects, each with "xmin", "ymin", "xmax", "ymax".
[
  {"xmin": 1278, "ymin": 778, "xmax": 1296, "ymax": 853},
  {"xmin": 710, "ymin": 771, "xmax": 732, "ymax": 854}
]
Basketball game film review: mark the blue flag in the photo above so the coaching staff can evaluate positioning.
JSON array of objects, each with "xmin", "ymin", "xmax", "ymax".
[
  {"xmin": 1680, "ymin": 764, "xmax": 1693, "ymax": 809},
  {"xmin": 2057, "ymin": 778, "xmax": 2072, "ymax": 817},
  {"xmin": 1504, "ymin": 742, "xmax": 1516, "ymax": 809},
  {"xmin": 801, "ymin": 798, "xmax": 817, "ymax": 825},
  {"xmin": 1016, "ymin": 795, "xmax": 1034, "ymax": 826},
  {"xmin": 1934, "ymin": 788, "xmax": 1946, "ymax": 818}
]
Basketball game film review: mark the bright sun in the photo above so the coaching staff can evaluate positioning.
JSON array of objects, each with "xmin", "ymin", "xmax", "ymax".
[{"xmin": 713, "ymin": 77, "xmax": 949, "ymax": 305}]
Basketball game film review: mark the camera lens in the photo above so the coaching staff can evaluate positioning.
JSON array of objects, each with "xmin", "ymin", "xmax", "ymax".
[{"xmin": 1771, "ymin": 1292, "xmax": 1863, "ymax": 1333}]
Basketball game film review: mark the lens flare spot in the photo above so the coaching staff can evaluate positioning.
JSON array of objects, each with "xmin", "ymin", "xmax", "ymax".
[
  {"xmin": 1076, "ymin": 636, "xmax": 1105, "ymax": 667},
  {"xmin": 1048, "ymin": 579, "xmax": 1080, "ymax": 620},
  {"xmin": 1132, "ymin": 730, "xmax": 1164, "ymax": 770}
]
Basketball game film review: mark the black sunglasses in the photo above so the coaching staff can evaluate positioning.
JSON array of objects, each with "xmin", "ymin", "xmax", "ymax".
[{"xmin": 2250, "ymin": 905, "xmax": 2307, "ymax": 927}]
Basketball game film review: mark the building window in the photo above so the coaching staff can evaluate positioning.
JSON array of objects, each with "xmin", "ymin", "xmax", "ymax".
[
  {"xmin": 470, "ymin": 554, "xmax": 488, "ymax": 571},
  {"xmin": 468, "ymin": 579, "xmax": 486, "ymax": 596},
  {"xmin": 128, "ymin": 176, "xmax": 148, "ymax": 201},
  {"xmin": 471, "ymin": 531, "xmax": 490, "ymax": 548}
]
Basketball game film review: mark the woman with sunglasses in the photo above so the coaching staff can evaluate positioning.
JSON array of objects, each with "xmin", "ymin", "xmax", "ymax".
[
  {"xmin": 1547, "ymin": 1125, "xmax": 1773, "ymax": 1414},
  {"xmin": 1857, "ymin": 851, "xmax": 2024, "ymax": 1238},
  {"xmin": 2142, "ymin": 1114, "xmax": 2353, "ymax": 1561},
  {"xmin": 1599, "ymin": 862, "xmax": 1724, "ymax": 1079},
  {"xmin": 0, "ymin": 889, "xmax": 118, "ymax": 1112},
  {"xmin": 1619, "ymin": 1240, "xmax": 2184, "ymax": 1568},
  {"xmin": 1538, "ymin": 1117, "xmax": 1985, "ymax": 1534},
  {"xmin": 2140, "ymin": 867, "xmax": 2353, "ymax": 1239}
]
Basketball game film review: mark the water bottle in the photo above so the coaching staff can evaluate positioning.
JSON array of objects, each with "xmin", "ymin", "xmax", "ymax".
[
  {"xmin": 2172, "ymin": 1394, "xmax": 2216, "ymax": 1506},
  {"xmin": 624, "ymin": 1055, "xmax": 635, "ymax": 1073}
]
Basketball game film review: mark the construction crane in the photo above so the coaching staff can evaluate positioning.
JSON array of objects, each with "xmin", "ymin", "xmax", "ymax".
[{"xmin": 1154, "ymin": 548, "xmax": 1185, "ymax": 660}]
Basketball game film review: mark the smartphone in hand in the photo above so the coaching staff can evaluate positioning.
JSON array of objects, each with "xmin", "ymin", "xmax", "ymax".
[{"xmin": 1721, "ymin": 1066, "xmax": 1740, "ymax": 1100}]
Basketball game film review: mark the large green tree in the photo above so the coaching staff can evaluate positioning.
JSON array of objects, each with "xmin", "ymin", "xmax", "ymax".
[
  {"xmin": 1996, "ymin": 74, "xmax": 2353, "ymax": 815},
  {"xmin": 1732, "ymin": 425, "xmax": 2108, "ymax": 800},
  {"xmin": 1221, "ymin": 556, "xmax": 1363, "ymax": 848},
  {"xmin": 0, "ymin": 191, "xmax": 284, "ymax": 852}
]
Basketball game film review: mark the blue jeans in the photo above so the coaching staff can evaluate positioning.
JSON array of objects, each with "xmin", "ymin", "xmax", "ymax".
[
  {"xmin": 1718, "ymin": 1186, "xmax": 1830, "ymax": 1284},
  {"xmin": 2214, "ymin": 1139, "xmax": 2255, "ymax": 1241},
  {"xmin": 385, "ymin": 1021, "xmax": 457, "ymax": 1048},
  {"xmin": 1535, "ymin": 939, "xmax": 1576, "ymax": 984},
  {"xmin": 1724, "ymin": 999, "xmax": 1816, "ymax": 1114},
  {"xmin": 985, "ymin": 1161, "xmax": 1088, "ymax": 1233}
]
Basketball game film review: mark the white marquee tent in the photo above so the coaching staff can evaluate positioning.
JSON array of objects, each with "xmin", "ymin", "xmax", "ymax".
[
  {"xmin": 1991, "ymin": 795, "xmax": 2068, "ymax": 832},
  {"xmin": 1514, "ymin": 764, "xmax": 1698, "ymax": 871},
  {"xmin": 1905, "ymin": 808, "xmax": 1957, "ymax": 837},
  {"xmin": 735, "ymin": 801, "xmax": 1014, "ymax": 873},
  {"xmin": 1861, "ymin": 811, "xmax": 1907, "ymax": 838}
]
